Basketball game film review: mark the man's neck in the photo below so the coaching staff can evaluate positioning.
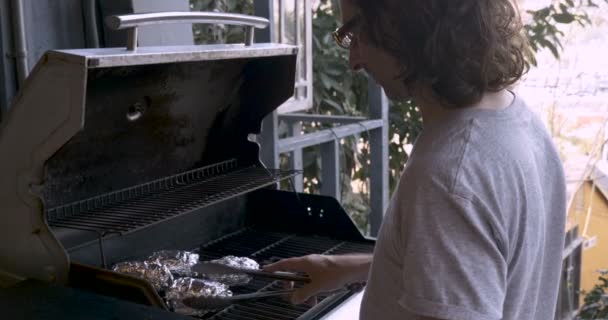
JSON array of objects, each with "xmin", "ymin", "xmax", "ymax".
[{"xmin": 414, "ymin": 87, "xmax": 515, "ymax": 127}]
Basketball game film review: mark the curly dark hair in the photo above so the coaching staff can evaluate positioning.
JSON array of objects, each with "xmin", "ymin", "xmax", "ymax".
[{"xmin": 350, "ymin": 0, "xmax": 530, "ymax": 108}]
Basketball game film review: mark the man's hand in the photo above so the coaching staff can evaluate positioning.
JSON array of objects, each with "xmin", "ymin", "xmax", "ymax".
[
  {"xmin": 263, "ymin": 254, "xmax": 372, "ymax": 305},
  {"xmin": 263, "ymin": 254, "xmax": 344, "ymax": 304}
]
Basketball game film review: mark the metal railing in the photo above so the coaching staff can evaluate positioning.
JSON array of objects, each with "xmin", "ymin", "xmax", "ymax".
[
  {"xmin": 603, "ymin": 122, "xmax": 608, "ymax": 162},
  {"xmin": 253, "ymin": 0, "xmax": 389, "ymax": 236},
  {"xmin": 262, "ymin": 82, "xmax": 389, "ymax": 236},
  {"xmin": 556, "ymin": 225, "xmax": 584, "ymax": 320}
]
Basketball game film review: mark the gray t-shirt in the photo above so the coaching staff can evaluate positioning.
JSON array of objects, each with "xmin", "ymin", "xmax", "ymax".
[{"xmin": 359, "ymin": 95, "xmax": 566, "ymax": 320}]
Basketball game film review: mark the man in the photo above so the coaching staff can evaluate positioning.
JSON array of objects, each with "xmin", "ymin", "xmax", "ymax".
[{"xmin": 265, "ymin": 0, "xmax": 567, "ymax": 319}]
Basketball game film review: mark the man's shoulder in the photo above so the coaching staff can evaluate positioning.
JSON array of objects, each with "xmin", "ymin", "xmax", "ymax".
[{"xmin": 404, "ymin": 119, "xmax": 480, "ymax": 193}]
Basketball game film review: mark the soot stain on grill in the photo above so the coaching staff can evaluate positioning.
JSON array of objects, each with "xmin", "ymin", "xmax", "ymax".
[
  {"xmin": 41, "ymin": 59, "xmax": 256, "ymax": 209},
  {"xmin": 42, "ymin": 65, "xmax": 197, "ymax": 208},
  {"xmin": 138, "ymin": 93, "xmax": 181, "ymax": 144}
]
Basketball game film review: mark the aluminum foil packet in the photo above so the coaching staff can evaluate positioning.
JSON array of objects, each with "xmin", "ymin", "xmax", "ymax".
[
  {"xmin": 205, "ymin": 256, "xmax": 260, "ymax": 286},
  {"xmin": 112, "ymin": 260, "xmax": 174, "ymax": 291},
  {"xmin": 165, "ymin": 277, "xmax": 232, "ymax": 316},
  {"xmin": 147, "ymin": 250, "xmax": 199, "ymax": 275}
]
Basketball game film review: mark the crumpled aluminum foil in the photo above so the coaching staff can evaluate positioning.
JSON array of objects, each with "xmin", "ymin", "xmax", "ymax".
[
  {"xmin": 147, "ymin": 250, "xmax": 199, "ymax": 275},
  {"xmin": 111, "ymin": 260, "xmax": 174, "ymax": 291},
  {"xmin": 204, "ymin": 255, "xmax": 259, "ymax": 286},
  {"xmin": 165, "ymin": 277, "xmax": 232, "ymax": 316}
]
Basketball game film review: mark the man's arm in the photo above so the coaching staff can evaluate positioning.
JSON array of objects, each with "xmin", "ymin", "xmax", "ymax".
[
  {"xmin": 326, "ymin": 253, "xmax": 372, "ymax": 283},
  {"xmin": 263, "ymin": 254, "xmax": 372, "ymax": 304}
]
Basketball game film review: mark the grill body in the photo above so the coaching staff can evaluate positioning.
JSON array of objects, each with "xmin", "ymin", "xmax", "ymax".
[{"xmin": 0, "ymin": 35, "xmax": 374, "ymax": 319}]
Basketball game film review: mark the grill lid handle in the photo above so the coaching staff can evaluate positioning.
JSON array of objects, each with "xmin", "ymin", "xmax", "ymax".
[{"xmin": 105, "ymin": 11, "xmax": 270, "ymax": 51}]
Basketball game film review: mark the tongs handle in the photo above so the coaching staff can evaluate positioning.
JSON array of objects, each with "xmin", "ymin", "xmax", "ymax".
[
  {"xmin": 243, "ymin": 269, "xmax": 311, "ymax": 283},
  {"xmin": 229, "ymin": 288, "xmax": 296, "ymax": 301},
  {"xmin": 190, "ymin": 262, "xmax": 311, "ymax": 283},
  {"xmin": 182, "ymin": 289, "xmax": 296, "ymax": 310}
]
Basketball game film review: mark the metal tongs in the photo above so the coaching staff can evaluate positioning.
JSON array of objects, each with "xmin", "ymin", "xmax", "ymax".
[
  {"xmin": 182, "ymin": 288, "xmax": 296, "ymax": 310},
  {"xmin": 190, "ymin": 262, "xmax": 312, "ymax": 283},
  {"xmin": 182, "ymin": 281, "xmax": 365, "ymax": 311},
  {"xmin": 183, "ymin": 262, "xmax": 312, "ymax": 310}
]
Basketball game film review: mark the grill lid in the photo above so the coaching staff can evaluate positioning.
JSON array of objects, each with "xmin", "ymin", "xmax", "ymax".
[{"xmin": 0, "ymin": 35, "xmax": 297, "ymax": 286}]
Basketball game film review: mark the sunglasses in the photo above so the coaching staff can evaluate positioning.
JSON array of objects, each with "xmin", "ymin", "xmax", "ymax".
[{"xmin": 332, "ymin": 15, "xmax": 361, "ymax": 49}]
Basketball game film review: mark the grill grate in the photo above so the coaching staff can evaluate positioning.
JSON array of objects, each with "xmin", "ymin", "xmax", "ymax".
[
  {"xmin": 195, "ymin": 228, "xmax": 374, "ymax": 320},
  {"xmin": 46, "ymin": 160, "xmax": 300, "ymax": 236}
]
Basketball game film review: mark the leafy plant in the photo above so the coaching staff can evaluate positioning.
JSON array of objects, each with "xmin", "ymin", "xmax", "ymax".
[
  {"xmin": 525, "ymin": 0, "xmax": 608, "ymax": 64},
  {"xmin": 578, "ymin": 270, "xmax": 608, "ymax": 319},
  {"xmin": 190, "ymin": 0, "xmax": 253, "ymax": 44}
]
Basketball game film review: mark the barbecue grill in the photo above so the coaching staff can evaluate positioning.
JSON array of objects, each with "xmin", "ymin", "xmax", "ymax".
[{"xmin": 0, "ymin": 12, "xmax": 374, "ymax": 320}]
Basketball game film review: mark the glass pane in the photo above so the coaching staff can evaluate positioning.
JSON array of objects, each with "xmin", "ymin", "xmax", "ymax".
[
  {"xmin": 298, "ymin": 0, "xmax": 306, "ymax": 82},
  {"xmin": 273, "ymin": 0, "xmax": 280, "ymax": 42},
  {"xmin": 284, "ymin": 0, "xmax": 296, "ymax": 45}
]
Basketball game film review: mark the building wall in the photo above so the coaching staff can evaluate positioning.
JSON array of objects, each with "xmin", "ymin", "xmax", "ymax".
[
  {"xmin": 0, "ymin": 0, "xmax": 86, "ymax": 117},
  {"xmin": 568, "ymin": 181, "xmax": 608, "ymax": 294},
  {"xmin": 0, "ymin": 0, "xmax": 191, "ymax": 118}
]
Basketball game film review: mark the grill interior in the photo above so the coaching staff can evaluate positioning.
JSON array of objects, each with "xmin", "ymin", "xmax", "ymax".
[
  {"xmin": 192, "ymin": 228, "xmax": 374, "ymax": 320},
  {"xmin": 47, "ymin": 159, "xmax": 299, "ymax": 236},
  {"xmin": 56, "ymin": 187, "xmax": 374, "ymax": 320}
]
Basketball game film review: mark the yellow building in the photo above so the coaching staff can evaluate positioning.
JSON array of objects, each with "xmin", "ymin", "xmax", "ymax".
[{"xmin": 567, "ymin": 160, "xmax": 608, "ymax": 296}]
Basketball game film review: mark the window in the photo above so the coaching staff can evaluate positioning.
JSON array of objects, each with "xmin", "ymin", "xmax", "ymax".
[
  {"xmin": 273, "ymin": 0, "xmax": 312, "ymax": 113},
  {"xmin": 190, "ymin": 0, "xmax": 312, "ymax": 113}
]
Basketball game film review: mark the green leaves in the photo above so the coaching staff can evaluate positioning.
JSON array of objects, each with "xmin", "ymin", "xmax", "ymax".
[
  {"xmin": 578, "ymin": 270, "xmax": 608, "ymax": 319},
  {"xmin": 525, "ymin": 0, "xmax": 605, "ymax": 59},
  {"xmin": 311, "ymin": 4, "xmax": 366, "ymax": 118},
  {"xmin": 190, "ymin": 0, "xmax": 254, "ymax": 44},
  {"xmin": 553, "ymin": 13, "xmax": 576, "ymax": 23},
  {"xmin": 538, "ymin": 37, "xmax": 561, "ymax": 58}
]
